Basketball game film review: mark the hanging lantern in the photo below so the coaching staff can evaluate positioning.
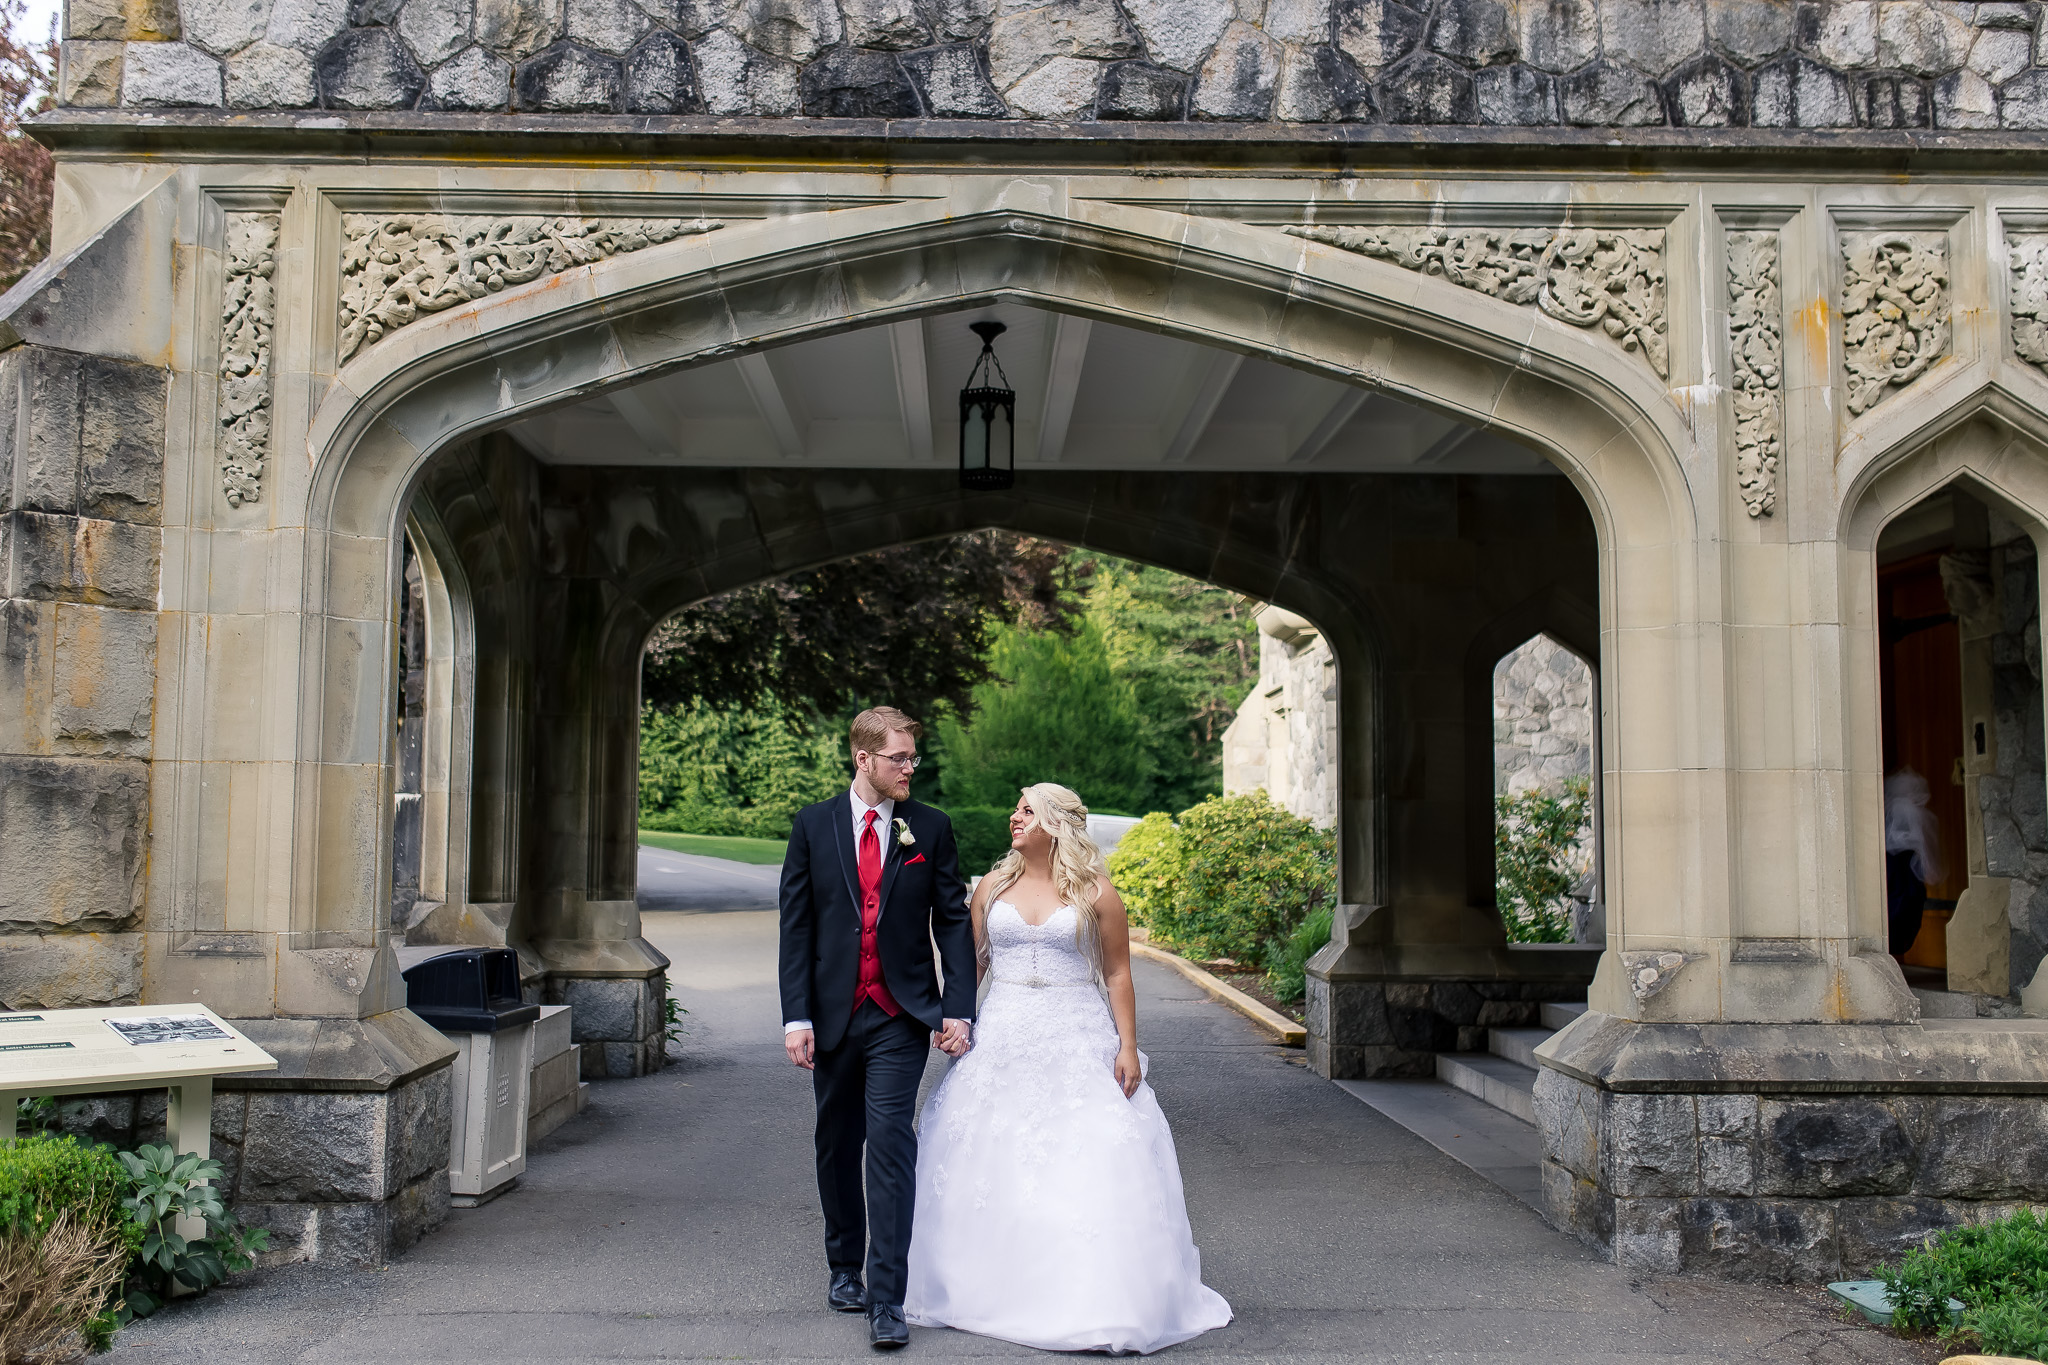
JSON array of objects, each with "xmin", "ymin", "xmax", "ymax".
[{"xmin": 959, "ymin": 320, "xmax": 1015, "ymax": 490}]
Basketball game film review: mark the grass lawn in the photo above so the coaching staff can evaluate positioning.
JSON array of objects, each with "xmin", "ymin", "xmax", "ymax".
[{"xmin": 638, "ymin": 830, "xmax": 788, "ymax": 865}]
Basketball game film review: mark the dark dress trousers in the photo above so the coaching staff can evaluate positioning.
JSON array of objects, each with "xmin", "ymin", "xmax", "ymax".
[{"xmin": 778, "ymin": 795, "xmax": 975, "ymax": 1306}]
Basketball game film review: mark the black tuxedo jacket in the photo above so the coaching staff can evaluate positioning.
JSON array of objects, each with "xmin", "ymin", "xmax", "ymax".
[{"xmin": 777, "ymin": 794, "xmax": 976, "ymax": 1052}]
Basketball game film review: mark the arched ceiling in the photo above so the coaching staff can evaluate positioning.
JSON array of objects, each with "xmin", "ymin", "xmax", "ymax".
[{"xmin": 504, "ymin": 303, "xmax": 1557, "ymax": 476}]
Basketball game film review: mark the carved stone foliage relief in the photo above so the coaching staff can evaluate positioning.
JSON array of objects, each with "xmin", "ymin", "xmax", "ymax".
[
  {"xmin": 1839, "ymin": 231, "xmax": 1950, "ymax": 418},
  {"xmin": 337, "ymin": 215, "xmax": 723, "ymax": 362},
  {"xmin": 1726, "ymin": 231, "xmax": 1782, "ymax": 519},
  {"xmin": 1283, "ymin": 224, "xmax": 1670, "ymax": 379},
  {"xmin": 220, "ymin": 212, "xmax": 278, "ymax": 509},
  {"xmin": 2008, "ymin": 234, "xmax": 2048, "ymax": 372}
]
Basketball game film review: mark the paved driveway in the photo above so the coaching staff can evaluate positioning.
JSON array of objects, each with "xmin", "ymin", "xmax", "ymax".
[{"xmin": 108, "ymin": 902, "xmax": 1933, "ymax": 1364}]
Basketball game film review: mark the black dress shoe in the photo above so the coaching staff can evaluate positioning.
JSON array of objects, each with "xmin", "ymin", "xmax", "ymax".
[
  {"xmin": 868, "ymin": 1303, "xmax": 908, "ymax": 1350},
  {"xmin": 828, "ymin": 1271, "xmax": 867, "ymax": 1313}
]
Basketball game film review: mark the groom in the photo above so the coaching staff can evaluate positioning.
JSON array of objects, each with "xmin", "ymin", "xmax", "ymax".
[{"xmin": 779, "ymin": 705, "xmax": 975, "ymax": 1350}]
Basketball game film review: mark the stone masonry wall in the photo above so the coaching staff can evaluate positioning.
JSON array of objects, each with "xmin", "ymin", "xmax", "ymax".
[
  {"xmin": 1977, "ymin": 531, "xmax": 2048, "ymax": 992},
  {"xmin": 1493, "ymin": 633, "xmax": 1594, "ymax": 799},
  {"xmin": 0, "ymin": 344, "xmax": 165, "ymax": 1012},
  {"xmin": 49, "ymin": 0, "xmax": 2048, "ymax": 130},
  {"xmin": 1221, "ymin": 609, "xmax": 1338, "ymax": 829}
]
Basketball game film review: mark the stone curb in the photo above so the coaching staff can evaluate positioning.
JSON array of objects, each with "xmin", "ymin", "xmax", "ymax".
[{"xmin": 1129, "ymin": 941, "xmax": 1305, "ymax": 1048}]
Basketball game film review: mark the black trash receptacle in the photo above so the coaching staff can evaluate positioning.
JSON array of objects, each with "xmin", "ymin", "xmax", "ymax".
[
  {"xmin": 398, "ymin": 947, "xmax": 540, "ymax": 1206},
  {"xmin": 400, "ymin": 947, "xmax": 539, "ymax": 1033}
]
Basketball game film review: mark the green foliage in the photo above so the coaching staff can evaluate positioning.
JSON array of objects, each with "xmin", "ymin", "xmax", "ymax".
[
  {"xmin": 939, "ymin": 619, "xmax": 1154, "ymax": 815},
  {"xmin": 1080, "ymin": 557, "xmax": 1260, "ymax": 815},
  {"xmin": 662, "ymin": 989, "xmax": 687, "ymax": 1048},
  {"xmin": 638, "ymin": 701, "xmax": 848, "ymax": 839},
  {"xmin": 1104, "ymin": 812, "xmax": 1187, "ymax": 930},
  {"xmin": 1263, "ymin": 905, "xmax": 1334, "ymax": 1004},
  {"xmin": 0, "ymin": 1133, "xmax": 132, "ymax": 1242},
  {"xmin": 1145, "ymin": 791, "xmax": 1336, "ymax": 964},
  {"xmin": 1875, "ymin": 1207, "xmax": 2048, "ymax": 1357},
  {"xmin": 1494, "ymin": 778, "xmax": 1592, "ymax": 944},
  {"xmin": 948, "ymin": 806, "xmax": 1015, "ymax": 880},
  {"xmin": 114, "ymin": 1144, "xmax": 269, "ymax": 1321}
]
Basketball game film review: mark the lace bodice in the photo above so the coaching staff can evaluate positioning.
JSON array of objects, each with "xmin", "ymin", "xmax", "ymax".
[{"xmin": 986, "ymin": 902, "xmax": 1096, "ymax": 989}]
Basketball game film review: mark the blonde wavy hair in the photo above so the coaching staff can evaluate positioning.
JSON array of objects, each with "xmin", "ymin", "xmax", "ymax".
[{"xmin": 980, "ymin": 782, "xmax": 1110, "ymax": 977}]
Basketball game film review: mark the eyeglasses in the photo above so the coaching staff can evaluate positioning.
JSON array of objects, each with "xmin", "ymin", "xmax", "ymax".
[{"xmin": 870, "ymin": 752, "xmax": 922, "ymax": 771}]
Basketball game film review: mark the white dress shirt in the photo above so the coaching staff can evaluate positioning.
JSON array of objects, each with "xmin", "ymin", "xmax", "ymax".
[{"xmin": 783, "ymin": 786, "xmax": 969, "ymax": 1042}]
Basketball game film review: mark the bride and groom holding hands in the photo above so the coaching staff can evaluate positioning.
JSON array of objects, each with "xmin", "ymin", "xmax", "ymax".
[{"xmin": 778, "ymin": 706, "xmax": 1232, "ymax": 1354}]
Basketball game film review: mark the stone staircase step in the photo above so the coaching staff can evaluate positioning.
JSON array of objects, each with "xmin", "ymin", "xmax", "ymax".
[
  {"xmin": 1334, "ymin": 1077, "xmax": 1542, "ymax": 1211},
  {"xmin": 1488, "ymin": 1026, "xmax": 1554, "ymax": 1070},
  {"xmin": 1540, "ymin": 1001, "xmax": 1588, "ymax": 1031},
  {"xmin": 1435, "ymin": 1050, "xmax": 1538, "ymax": 1125}
]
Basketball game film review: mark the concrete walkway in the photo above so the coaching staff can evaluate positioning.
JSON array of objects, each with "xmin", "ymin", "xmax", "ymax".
[
  {"xmin": 635, "ymin": 844, "xmax": 781, "ymax": 914},
  {"xmin": 109, "ymin": 905, "xmax": 1933, "ymax": 1364}
]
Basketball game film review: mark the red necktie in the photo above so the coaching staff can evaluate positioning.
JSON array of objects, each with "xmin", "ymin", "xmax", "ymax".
[{"xmin": 853, "ymin": 810, "xmax": 900, "ymax": 1018}]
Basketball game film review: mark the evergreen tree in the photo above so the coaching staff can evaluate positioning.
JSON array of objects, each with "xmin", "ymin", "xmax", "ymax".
[{"xmin": 938, "ymin": 619, "xmax": 1153, "ymax": 815}]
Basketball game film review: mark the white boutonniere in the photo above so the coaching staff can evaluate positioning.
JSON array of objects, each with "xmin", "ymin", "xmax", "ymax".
[{"xmin": 893, "ymin": 817, "xmax": 916, "ymax": 848}]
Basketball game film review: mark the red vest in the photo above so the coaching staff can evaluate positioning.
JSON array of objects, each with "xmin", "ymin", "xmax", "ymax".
[{"xmin": 853, "ymin": 809, "xmax": 901, "ymax": 1019}]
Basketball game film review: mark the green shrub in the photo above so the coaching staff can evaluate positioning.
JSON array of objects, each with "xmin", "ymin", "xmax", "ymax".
[
  {"xmin": 1494, "ymin": 778, "xmax": 1592, "ymax": 944},
  {"xmin": 0, "ymin": 1134, "xmax": 138, "ymax": 1360},
  {"xmin": 115, "ymin": 1144, "xmax": 269, "ymax": 1321},
  {"xmin": 638, "ymin": 701, "xmax": 848, "ymax": 840},
  {"xmin": 1149, "ymin": 791, "xmax": 1336, "ymax": 963},
  {"xmin": 1263, "ymin": 904, "xmax": 1334, "ymax": 1004},
  {"xmin": 1105, "ymin": 811, "xmax": 1187, "ymax": 930},
  {"xmin": 1874, "ymin": 1206, "xmax": 2048, "ymax": 1359},
  {"xmin": 948, "ymin": 806, "xmax": 1014, "ymax": 880}
]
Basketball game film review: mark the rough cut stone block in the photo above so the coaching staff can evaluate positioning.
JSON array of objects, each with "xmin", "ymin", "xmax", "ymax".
[
  {"xmin": 691, "ymin": 28, "xmax": 798, "ymax": 113},
  {"xmin": 1968, "ymin": 24, "xmax": 2032, "ymax": 83},
  {"xmin": 1474, "ymin": 60, "xmax": 1554, "ymax": 123},
  {"xmin": 475, "ymin": 0, "xmax": 564, "ymax": 57},
  {"xmin": 1665, "ymin": 52, "xmax": 1745, "ymax": 126},
  {"xmin": 1122, "ymin": 0, "xmax": 1231, "ymax": 72},
  {"xmin": 1999, "ymin": 68, "xmax": 2048, "ymax": 128},
  {"xmin": 0, "ymin": 929, "xmax": 143, "ymax": 1008},
  {"xmin": 623, "ymin": 29, "xmax": 694, "ymax": 110},
  {"xmin": 1333, "ymin": 0, "xmax": 1424, "ymax": 74},
  {"xmin": 11, "ymin": 514, "xmax": 160, "ymax": 608},
  {"xmin": 799, "ymin": 45, "xmax": 919, "ymax": 116},
  {"xmin": 902, "ymin": 43, "xmax": 1005, "ymax": 115},
  {"xmin": 1707, "ymin": 0, "xmax": 1791, "ymax": 63},
  {"xmin": 59, "ymin": 41, "xmax": 126, "ymax": 104},
  {"xmin": 182, "ymin": 0, "xmax": 272, "ymax": 52},
  {"xmin": 1189, "ymin": 20, "xmax": 1278, "ymax": 119},
  {"xmin": 120, "ymin": 41, "xmax": 224, "ymax": 106},
  {"xmin": 727, "ymin": 0, "xmax": 839, "ymax": 61},
  {"xmin": 1677, "ymin": 1198, "xmax": 1837, "ymax": 1282},
  {"xmin": 384, "ymin": 1064, "xmax": 453, "ymax": 1188},
  {"xmin": 1836, "ymin": 1196, "xmax": 1977, "ymax": 1273},
  {"xmin": 924, "ymin": 0, "xmax": 993, "ymax": 41},
  {"xmin": 1913, "ymin": 1098, "xmax": 2048, "ymax": 1198},
  {"xmin": 1281, "ymin": 45, "xmax": 1372, "ymax": 119},
  {"xmin": 78, "ymin": 357, "xmax": 166, "ymax": 525},
  {"xmin": 1600, "ymin": 0, "xmax": 1704, "ymax": 77},
  {"xmin": 1426, "ymin": 0, "xmax": 1514, "ymax": 66},
  {"xmin": 1935, "ymin": 67, "xmax": 1999, "ymax": 128},
  {"xmin": 1263, "ymin": 0, "xmax": 1331, "ymax": 47},
  {"xmin": 565, "ymin": 0, "xmax": 649, "ymax": 55},
  {"xmin": 1510, "ymin": 0, "xmax": 1597, "ymax": 72},
  {"xmin": 556, "ymin": 976, "xmax": 643, "ymax": 1040},
  {"xmin": 13, "ymin": 349, "xmax": 82, "ymax": 515},
  {"xmin": 52, "ymin": 604, "xmax": 156, "ymax": 750},
  {"xmin": 427, "ymin": 44, "xmax": 512, "ymax": 106},
  {"xmin": 1877, "ymin": 0, "xmax": 1972, "ymax": 76},
  {"xmin": 70, "ymin": 0, "xmax": 179, "ymax": 39},
  {"xmin": 1798, "ymin": 0, "xmax": 1876, "ymax": 64},
  {"xmin": 226, "ymin": 40, "xmax": 318, "ymax": 103},
  {"xmin": 316, "ymin": 26, "xmax": 427, "ymax": 106},
  {"xmin": 1602, "ymin": 1092, "xmax": 1698, "ymax": 1197},
  {"xmin": 1379, "ymin": 49, "xmax": 1476, "ymax": 121},
  {"xmin": 387, "ymin": 1168, "xmax": 451, "ymax": 1253},
  {"xmin": 241, "ymin": 1091, "xmax": 387, "ymax": 1202},
  {"xmin": 1003, "ymin": 53, "xmax": 1101, "ymax": 115},
  {"xmin": 0, "ymin": 754, "xmax": 148, "ymax": 931},
  {"xmin": 351, "ymin": 0, "xmax": 404, "ymax": 23},
  {"xmin": 986, "ymin": 0, "xmax": 1136, "ymax": 91},
  {"xmin": 1752, "ymin": 53, "xmax": 1856, "ymax": 126},
  {"xmin": 1532, "ymin": 1067, "xmax": 1598, "ymax": 1177},
  {"xmin": 1699, "ymin": 1136, "xmax": 1755, "ymax": 1195},
  {"xmin": 840, "ymin": 0, "xmax": 929, "ymax": 50},
  {"xmin": 265, "ymin": 0, "xmax": 352, "ymax": 54},
  {"xmin": 400, "ymin": 0, "xmax": 477, "ymax": 64},
  {"xmin": 1560, "ymin": 57, "xmax": 1664, "ymax": 124},
  {"xmin": 515, "ymin": 40, "xmax": 621, "ymax": 108},
  {"xmin": 1611, "ymin": 1197, "xmax": 1682, "ymax": 1273},
  {"xmin": 1695, "ymin": 1092, "xmax": 1757, "ymax": 1138},
  {"xmin": 1542, "ymin": 1156, "xmax": 1613, "ymax": 1248},
  {"xmin": 1757, "ymin": 1098, "xmax": 1913, "ymax": 1197}
]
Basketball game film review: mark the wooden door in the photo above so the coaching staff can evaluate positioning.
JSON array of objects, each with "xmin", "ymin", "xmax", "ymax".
[{"xmin": 1878, "ymin": 553, "xmax": 1968, "ymax": 966}]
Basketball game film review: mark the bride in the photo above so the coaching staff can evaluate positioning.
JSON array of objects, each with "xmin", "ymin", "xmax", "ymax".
[{"xmin": 904, "ymin": 783, "xmax": 1232, "ymax": 1354}]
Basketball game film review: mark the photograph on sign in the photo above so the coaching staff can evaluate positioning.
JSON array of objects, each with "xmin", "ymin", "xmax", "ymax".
[{"xmin": 105, "ymin": 1015, "xmax": 232, "ymax": 1046}]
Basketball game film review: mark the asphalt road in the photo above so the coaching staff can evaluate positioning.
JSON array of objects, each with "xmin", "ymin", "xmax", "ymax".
[
  {"xmin": 108, "ymin": 896, "xmax": 1934, "ymax": 1364},
  {"xmin": 636, "ymin": 844, "xmax": 782, "ymax": 915}
]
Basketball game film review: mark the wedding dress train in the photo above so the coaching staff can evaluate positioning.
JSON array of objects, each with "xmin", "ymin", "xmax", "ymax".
[{"xmin": 904, "ymin": 901, "xmax": 1232, "ymax": 1354}]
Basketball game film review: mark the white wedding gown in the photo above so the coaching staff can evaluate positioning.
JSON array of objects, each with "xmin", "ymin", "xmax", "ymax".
[{"xmin": 904, "ymin": 901, "xmax": 1233, "ymax": 1354}]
